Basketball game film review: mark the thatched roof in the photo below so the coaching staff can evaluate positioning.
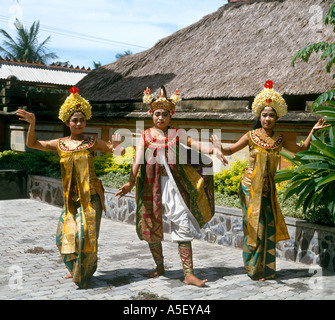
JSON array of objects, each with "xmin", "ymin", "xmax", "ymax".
[{"xmin": 77, "ymin": 0, "xmax": 334, "ymax": 103}]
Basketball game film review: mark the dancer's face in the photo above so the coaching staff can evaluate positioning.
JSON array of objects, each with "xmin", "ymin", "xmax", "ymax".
[
  {"xmin": 66, "ymin": 112, "xmax": 86, "ymax": 134},
  {"xmin": 152, "ymin": 109, "xmax": 171, "ymax": 131},
  {"xmin": 260, "ymin": 107, "xmax": 277, "ymax": 131}
]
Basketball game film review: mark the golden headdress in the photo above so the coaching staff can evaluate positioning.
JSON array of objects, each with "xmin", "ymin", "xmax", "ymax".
[
  {"xmin": 252, "ymin": 81, "xmax": 287, "ymax": 118},
  {"xmin": 58, "ymin": 87, "xmax": 92, "ymax": 122},
  {"xmin": 143, "ymin": 86, "xmax": 181, "ymax": 115}
]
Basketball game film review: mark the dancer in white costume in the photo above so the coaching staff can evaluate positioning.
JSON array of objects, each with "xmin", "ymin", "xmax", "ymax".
[{"xmin": 117, "ymin": 86, "xmax": 228, "ymax": 287}]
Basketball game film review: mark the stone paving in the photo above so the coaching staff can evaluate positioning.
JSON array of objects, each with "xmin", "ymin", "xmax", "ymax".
[{"xmin": 1, "ymin": 199, "xmax": 335, "ymax": 302}]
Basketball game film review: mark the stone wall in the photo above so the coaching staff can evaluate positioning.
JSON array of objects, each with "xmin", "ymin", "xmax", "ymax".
[
  {"xmin": 28, "ymin": 175, "xmax": 63, "ymax": 207},
  {"xmin": 27, "ymin": 175, "xmax": 335, "ymax": 272}
]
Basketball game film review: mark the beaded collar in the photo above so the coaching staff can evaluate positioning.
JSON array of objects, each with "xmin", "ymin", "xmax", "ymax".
[
  {"xmin": 58, "ymin": 136, "xmax": 96, "ymax": 152},
  {"xmin": 250, "ymin": 128, "xmax": 283, "ymax": 150},
  {"xmin": 143, "ymin": 127, "xmax": 180, "ymax": 150}
]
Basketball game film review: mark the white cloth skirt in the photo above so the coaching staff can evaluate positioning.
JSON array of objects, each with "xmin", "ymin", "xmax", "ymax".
[{"xmin": 158, "ymin": 149, "xmax": 201, "ymax": 242}]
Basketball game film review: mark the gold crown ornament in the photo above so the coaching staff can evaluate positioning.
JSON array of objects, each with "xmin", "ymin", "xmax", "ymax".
[
  {"xmin": 251, "ymin": 80, "xmax": 287, "ymax": 118},
  {"xmin": 58, "ymin": 87, "xmax": 92, "ymax": 122},
  {"xmin": 143, "ymin": 86, "xmax": 181, "ymax": 115}
]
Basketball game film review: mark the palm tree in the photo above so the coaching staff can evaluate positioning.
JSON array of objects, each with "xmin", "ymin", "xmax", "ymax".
[
  {"xmin": 0, "ymin": 19, "xmax": 58, "ymax": 64},
  {"xmin": 115, "ymin": 50, "xmax": 133, "ymax": 60},
  {"xmin": 93, "ymin": 61, "xmax": 102, "ymax": 69}
]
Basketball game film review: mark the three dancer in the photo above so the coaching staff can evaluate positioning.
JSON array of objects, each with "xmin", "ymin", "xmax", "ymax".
[{"xmin": 16, "ymin": 81, "xmax": 329, "ymax": 286}]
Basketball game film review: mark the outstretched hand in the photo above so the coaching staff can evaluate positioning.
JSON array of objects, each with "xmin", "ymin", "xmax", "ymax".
[
  {"xmin": 313, "ymin": 119, "xmax": 331, "ymax": 132},
  {"xmin": 210, "ymin": 135, "xmax": 229, "ymax": 166},
  {"xmin": 115, "ymin": 181, "xmax": 134, "ymax": 199},
  {"xmin": 111, "ymin": 133, "xmax": 122, "ymax": 149},
  {"xmin": 16, "ymin": 109, "xmax": 36, "ymax": 124}
]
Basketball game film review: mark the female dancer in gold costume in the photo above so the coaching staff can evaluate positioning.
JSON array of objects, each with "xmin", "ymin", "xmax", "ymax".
[
  {"xmin": 16, "ymin": 87, "xmax": 122, "ymax": 288},
  {"xmin": 212, "ymin": 81, "xmax": 329, "ymax": 280}
]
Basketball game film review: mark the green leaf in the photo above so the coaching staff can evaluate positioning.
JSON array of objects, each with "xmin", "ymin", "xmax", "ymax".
[
  {"xmin": 283, "ymin": 179, "xmax": 308, "ymax": 201},
  {"xmin": 326, "ymin": 100, "xmax": 335, "ymax": 107},
  {"xmin": 295, "ymin": 162, "xmax": 331, "ymax": 172},
  {"xmin": 297, "ymin": 180, "xmax": 317, "ymax": 209},
  {"xmin": 317, "ymin": 172, "xmax": 335, "ymax": 187},
  {"xmin": 330, "ymin": 126, "xmax": 335, "ymax": 147},
  {"xmin": 310, "ymin": 139, "xmax": 335, "ymax": 159},
  {"xmin": 314, "ymin": 110, "xmax": 335, "ymax": 119},
  {"xmin": 275, "ymin": 169, "xmax": 295, "ymax": 183},
  {"xmin": 312, "ymin": 90, "xmax": 335, "ymax": 110}
]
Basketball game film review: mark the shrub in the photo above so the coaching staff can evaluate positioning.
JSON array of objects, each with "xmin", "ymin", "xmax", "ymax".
[
  {"xmin": 214, "ymin": 158, "xmax": 248, "ymax": 195},
  {"xmin": 0, "ymin": 149, "xmax": 61, "ymax": 178},
  {"xmin": 94, "ymin": 146, "xmax": 134, "ymax": 176},
  {"xmin": 99, "ymin": 171, "xmax": 130, "ymax": 189}
]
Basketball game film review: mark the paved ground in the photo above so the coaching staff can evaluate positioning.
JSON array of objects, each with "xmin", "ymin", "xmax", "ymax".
[{"xmin": 1, "ymin": 199, "xmax": 335, "ymax": 303}]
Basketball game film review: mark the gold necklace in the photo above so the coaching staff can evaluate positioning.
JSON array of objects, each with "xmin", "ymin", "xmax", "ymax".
[{"xmin": 62, "ymin": 138, "xmax": 84, "ymax": 150}]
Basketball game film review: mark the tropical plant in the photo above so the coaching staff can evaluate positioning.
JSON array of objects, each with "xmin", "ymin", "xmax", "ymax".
[
  {"xmin": 277, "ymin": 1, "xmax": 335, "ymax": 224},
  {"xmin": 93, "ymin": 61, "xmax": 102, "ymax": 69},
  {"xmin": 276, "ymin": 126, "xmax": 335, "ymax": 222},
  {"xmin": 0, "ymin": 19, "xmax": 58, "ymax": 64},
  {"xmin": 115, "ymin": 50, "xmax": 133, "ymax": 60}
]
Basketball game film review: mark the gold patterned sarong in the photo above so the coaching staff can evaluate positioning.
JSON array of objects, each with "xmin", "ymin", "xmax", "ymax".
[
  {"xmin": 239, "ymin": 129, "xmax": 289, "ymax": 279},
  {"xmin": 55, "ymin": 136, "xmax": 105, "ymax": 288}
]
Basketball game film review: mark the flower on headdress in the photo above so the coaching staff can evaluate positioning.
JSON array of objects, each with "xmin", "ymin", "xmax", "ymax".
[
  {"xmin": 251, "ymin": 80, "xmax": 287, "ymax": 118},
  {"xmin": 143, "ymin": 87, "xmax": 153, "ymax": 104},
  {"xmin": 69, "ymin": 87, "xmax": 79, "ymax": 94},
  {"xmin": 264, "ymin": 80, "xmax": 273, "ymax": 89},
  {"xmin": 58, "ymin": 87, "xmax": 92, "ymax": 122},
  {"xmin": 170, "ymin": 88, "xmax": 182, "ymax": 104}
]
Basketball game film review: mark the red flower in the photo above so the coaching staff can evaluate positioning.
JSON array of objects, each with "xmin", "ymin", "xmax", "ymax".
[
  {"xmin": 266, "ymin": 99, "xmax": 272, "ymax": 104},
  {"xmin": 264, "ymin": 80, "xmax": 273, "ymax": 89},
  {"xmin": 70, "ymin": 87, "xmax": 79, "ymax": 94}
]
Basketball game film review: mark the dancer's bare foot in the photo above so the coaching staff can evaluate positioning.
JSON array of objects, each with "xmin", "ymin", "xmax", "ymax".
[
  {"xmin": 145, "ymin": 265, "xmax": 165, "ymax": 278},
  {"xmin": 184, "ymin": 273, "xmax": 207, "ymax": 287},
  {"xmin": 65, "ymin": 273, "xmax": 72, "ymax": 279}
]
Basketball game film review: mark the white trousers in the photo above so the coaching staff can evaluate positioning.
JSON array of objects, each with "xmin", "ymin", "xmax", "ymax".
[{"xmin": 160, "ymin": 176, "xmax": 194, "ymax": 242}]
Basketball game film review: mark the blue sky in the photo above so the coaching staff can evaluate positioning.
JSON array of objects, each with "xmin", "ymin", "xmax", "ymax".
[{"xmin": 0, "ymin": 0, "xmax": 227, "ymax": 69}]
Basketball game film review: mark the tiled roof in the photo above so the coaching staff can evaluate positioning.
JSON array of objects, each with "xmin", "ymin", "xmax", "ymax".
[{"xmin": 0, "ymin": 57, "xmax": 90, "ymax": 86}]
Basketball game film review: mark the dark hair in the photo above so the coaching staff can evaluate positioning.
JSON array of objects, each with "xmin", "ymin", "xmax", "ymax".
[
  {"xmin": 253, "ymin": 117, "xmax": 262, "ymax": 130},
  {"xmin": 253, "ymin": 106, "xmax": 278, "ymax": 129}
]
